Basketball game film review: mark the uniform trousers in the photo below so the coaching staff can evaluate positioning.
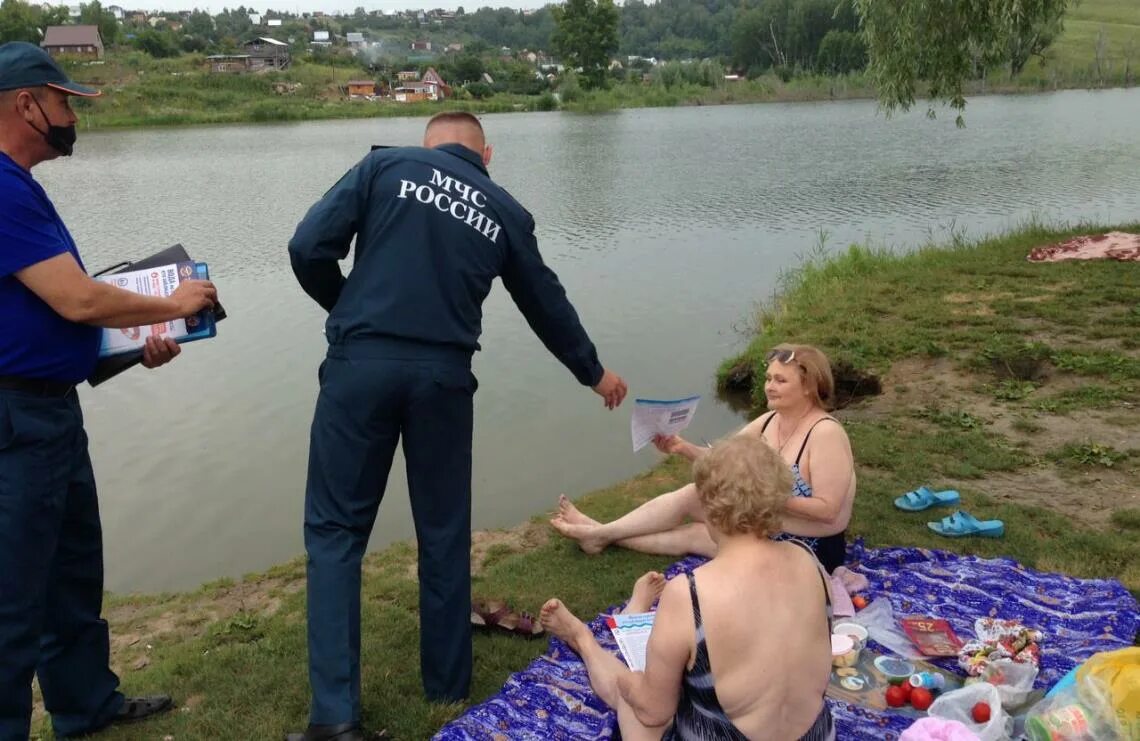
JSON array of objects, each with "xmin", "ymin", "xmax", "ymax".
[
  {"xmin": 305, "ymin": 338, "xmax": 477, "ymax": 724},
  {"xmin": 0, "ymin": 388, "xmax": 123, "ymax": 741}
]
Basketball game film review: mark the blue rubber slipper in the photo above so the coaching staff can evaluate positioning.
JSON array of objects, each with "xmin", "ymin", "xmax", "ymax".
[
  {"xmin": 894, "ymin": 486, "xmax": 960, "ymax": 512},
  {"xmin": 927, "ymin": 510, "xmax": 1004, "ymax": 538}
]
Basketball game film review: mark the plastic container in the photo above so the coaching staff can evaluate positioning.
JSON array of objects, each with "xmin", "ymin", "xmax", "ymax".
[
  {"xmin": 910, "ymin": 671, "xmax": 947, "ymax": 691},
  {"xmin": 874, "ymin": 655, "xmax": 916, "ymax": 685},
  {"xmin": 1024, "ymin": 672, "xmax": 1121, "ymax": 741},
  {"xmin": 1025, "ymin": 702, "xmax": 1093, "ymax": 740},
  {"xmin": 833, "ymin": 621, "xmax": 869, "ymax": 651},
  {"xmin": 832, "ymin": 633, "xmax": 858, "ymax": 668}
]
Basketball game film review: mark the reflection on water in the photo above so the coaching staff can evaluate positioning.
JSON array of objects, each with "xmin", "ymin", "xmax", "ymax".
[{"xmin": 31, "ymin": 88, "xmax": 1140, "ymax": 591}]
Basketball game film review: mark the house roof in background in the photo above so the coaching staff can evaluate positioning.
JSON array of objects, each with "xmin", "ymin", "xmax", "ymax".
[{"xmin": 42, "ymin": 25, "xmax": 102, "ymax": 47}]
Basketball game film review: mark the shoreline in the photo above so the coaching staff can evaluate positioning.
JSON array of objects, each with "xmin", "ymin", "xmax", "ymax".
[
  {"xmin": 73, "ymin": 73, "xmax": 1140, "ymax": 132},
  {"xmin": 34, "ymin": 222, "xmax": 1140, "ymax": 739}
]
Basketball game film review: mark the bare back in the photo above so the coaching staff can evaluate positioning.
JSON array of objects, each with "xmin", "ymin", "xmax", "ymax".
[{"xmin": 680, "ymin": 540, "xmax": 831, "ymax": 739}]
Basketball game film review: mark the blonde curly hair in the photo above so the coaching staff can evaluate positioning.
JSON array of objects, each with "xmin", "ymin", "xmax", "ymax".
[{"xmin": 693, "ymin": 434, "xmax": 791, "ymax": 538}]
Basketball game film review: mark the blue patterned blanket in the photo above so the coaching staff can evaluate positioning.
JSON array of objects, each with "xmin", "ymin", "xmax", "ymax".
[{"xmin": 435, "ymin": 541, "xmax": 1138, "ymax": 740}]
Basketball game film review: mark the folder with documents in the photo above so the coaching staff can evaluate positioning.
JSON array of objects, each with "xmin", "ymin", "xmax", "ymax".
[
  {"xmin": 95, "ymin": 261, "xmax": 216, "ymax": 358},
  {"xmin": 87, "ymin": 244, "xmax": 226, "ymax": 386}
]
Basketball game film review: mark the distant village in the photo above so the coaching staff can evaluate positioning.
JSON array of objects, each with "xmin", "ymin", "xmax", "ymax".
[{"xmin": 33, "ymin": 3, "xmax": 702, "ymax": 104}]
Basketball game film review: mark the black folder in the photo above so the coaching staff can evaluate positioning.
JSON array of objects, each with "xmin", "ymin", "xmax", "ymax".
[{"xmin": 87, "ymin": 244, "xmax": 226, "ymax": 387}]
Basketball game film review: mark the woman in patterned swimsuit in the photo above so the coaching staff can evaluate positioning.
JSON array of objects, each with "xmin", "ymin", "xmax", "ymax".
[
  {"xmin": 541, "ymin": 434, "xmax": 835, "ymax": 740},
  {"xmin": 551, "ymin": 344, "xmax": 855, "ymax": 573}
]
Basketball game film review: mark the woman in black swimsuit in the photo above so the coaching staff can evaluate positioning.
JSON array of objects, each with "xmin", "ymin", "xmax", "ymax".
[
  {"xmin": 551, "ymin": 344, "xmax": 855, "ymax": 573},
  {"xmin": 541, "ymin": 435, "xmax": 836, "ymax": 740}
]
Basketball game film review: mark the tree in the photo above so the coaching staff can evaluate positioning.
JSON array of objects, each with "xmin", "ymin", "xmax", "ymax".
[
  {"xmin": 452, "ymin": 53, "xmax": 485, "ymax": 84},
  {"xmin": 185, "ymin": 9, "xmax": 214, "ymax": 40},
  {"xmin": 132, "ymin": 27, "xmax": 180, "ymax": 57},
  {"xmin": 1007, "ymin": 8, "xmax": 1064, "ymax": 75},
  {"xmin": 817, "ymin": 29, "xmax": 866, "ymax": 75},
  {"xmin": 730, "ymin": 0, "xmax": 840, "ymax": 73},
  {"xmin": 40, "ymin": 4, "xmax": 69, "ymax": 28},
  {"xmin": 79, "ymin": 1, "xmax": 119, "ymax": 46},
  {"xmin": 0, "ymin": 0, "xmax": 40, "ymax": 44},
  {"xmin": 730, "ymin": 8, "xmax": 770, "ymax": 72},
  {"xmin": 551, "ymin": 0, "xmax": 619, "ymax": 89},
  {"xmin": 854, "ymin": 0, "xmax": 1070, "ymax": 121}
]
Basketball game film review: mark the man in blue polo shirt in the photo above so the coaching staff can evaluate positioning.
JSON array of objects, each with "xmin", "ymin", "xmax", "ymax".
[
  {"xmin": 0, "ymin": 42, "xmax": 218, "ymax": 740},
  {"xmin": 286, "ymin": 111, "xmax": 628, "ymax": 741}
]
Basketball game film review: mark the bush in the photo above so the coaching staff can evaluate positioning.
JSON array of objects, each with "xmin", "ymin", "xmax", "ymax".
[
  {"xmin": 557, "ymin": 71, "xmax": 582, "ymax": 102},
  {"xmin": 534, "ymin": 91, "xmax": 558, "ymax": 111},
  {"xmin": 464, "ymin": 81, "xmax": 494, "ymax": 99}
]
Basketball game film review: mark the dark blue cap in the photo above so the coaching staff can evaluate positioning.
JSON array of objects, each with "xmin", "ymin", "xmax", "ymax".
[{"xmin": 0, "ymin": 41, "xmax": 100, "ymax": 96}]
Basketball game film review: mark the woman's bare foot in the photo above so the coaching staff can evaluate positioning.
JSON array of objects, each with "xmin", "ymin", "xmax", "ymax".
[
  {"xmin": 549, "ymin": 517, "xmax": 610, "ymax": 554},
  {"xmin": 622, "ymin": 571, "xmax": 666, "ymax": 614},
  {"xmin": 540, "ymin": 598, "xmax": 592, "ymax": 653},
  {"xmin": 556, "ymin": 494, "xmax": 601, "ymax": 526},
  {"xmin": 549, "ymin": 498, "xmax": 610, "ymax": 554}
]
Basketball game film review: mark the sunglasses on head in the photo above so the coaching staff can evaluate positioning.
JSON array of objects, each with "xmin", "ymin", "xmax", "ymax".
[{"xmin": 766, "ymin": 349, "xmax": 796, "ymax": 364}]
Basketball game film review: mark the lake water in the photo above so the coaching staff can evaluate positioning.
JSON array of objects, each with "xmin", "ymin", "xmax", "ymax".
[{"xmin": 34, "ymin": 87, "xmax": 1140, "ymax": 592}]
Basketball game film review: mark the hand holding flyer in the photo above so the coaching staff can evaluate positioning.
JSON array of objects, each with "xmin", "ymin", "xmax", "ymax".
[
  {"xmin": 606, "ymin": 612, "xmax": 656, "ymax": 671},
  {"xmin": 630, "ymin": 396, "xmax": 700, "ymax": 452},
  {"xmin": 95, "ymin": 261, "xmax": 216, "ymax": 358}
]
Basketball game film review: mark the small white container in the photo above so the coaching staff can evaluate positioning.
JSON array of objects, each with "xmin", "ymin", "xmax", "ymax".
[
  {"xmin": 833, "ymin": 622, "xmax": 869, "ymax": 652},
  {"xmin": 831, "ymin": 633, "xmax": 858, "ymax": 668}
]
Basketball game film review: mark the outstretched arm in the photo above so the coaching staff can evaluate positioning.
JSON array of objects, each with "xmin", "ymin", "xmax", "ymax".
[{"xmin": 501, "ymin": 223, "xmax": 604, "ymax": 387}]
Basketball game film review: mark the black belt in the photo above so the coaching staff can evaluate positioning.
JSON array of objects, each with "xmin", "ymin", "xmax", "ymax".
[{"xmin": 0, "ymin": 375, "xmax": 77, "ymax": 397}]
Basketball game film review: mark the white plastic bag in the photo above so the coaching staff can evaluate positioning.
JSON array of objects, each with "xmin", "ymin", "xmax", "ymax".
[
  {"xmin": 849, "ymin": 597, "xmax": 926, "ymax": 660},
  {"xmin": 927, "ymin": 683, "xmax": 1012, "ymax": 741},
  {"xmin": 980, "ymin": 659, "xmax": 1038, "ymax": 708}
]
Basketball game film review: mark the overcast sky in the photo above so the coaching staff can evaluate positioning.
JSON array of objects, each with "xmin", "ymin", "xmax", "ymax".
[{"xmin": 129, "ymin": 0, "xmax": 549, "ymax": 15}]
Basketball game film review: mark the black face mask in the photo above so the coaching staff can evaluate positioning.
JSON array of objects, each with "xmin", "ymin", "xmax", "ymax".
[{"xmin": 28, "ymin": 95, "xmax": 77, "ymax": 157}]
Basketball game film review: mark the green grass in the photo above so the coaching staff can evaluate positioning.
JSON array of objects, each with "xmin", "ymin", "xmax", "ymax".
[
  {"xmin": 718, "ymin": 221, "xmax": 1140, "ymax": 408},
  {"xmin": 1049, "ymin": 441, "xmax": 1132, "ymax": 469},
  {"xmin": 1032, "ymin": 383, "xmax": 1132, "ymax": 413},
  {"xmin": 29, "ymin": 222, "xmax": 1139, "ymax": 740},
  {"xmin": 1112, "ymin": 508, "xmax": 1140, "ymax": 530},
  {"xmin": 1009, "ymin": 0, "xmax": 1140, "ymax": 87}
]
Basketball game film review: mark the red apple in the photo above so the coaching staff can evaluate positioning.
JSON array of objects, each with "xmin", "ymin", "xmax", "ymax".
[{"xmin": 972, "ymin": 702, "xmax": 992, "ymax": 723}]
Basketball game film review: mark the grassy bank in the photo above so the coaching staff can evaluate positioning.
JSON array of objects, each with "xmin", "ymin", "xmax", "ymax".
[
  {"xmin": 68, "ymin": 55, "xmax": 885, "ymax": 129},
  {"xmin": 718, "ymin": 221, "xmax": 1140, "ymax": 588},
  {"xmin": 69, "ymin": 60, "xmax": 1138, "ymax": 131},
  {"xmin": 31, "ymin": 222, "xmax": 1139, "ymax": 740}
]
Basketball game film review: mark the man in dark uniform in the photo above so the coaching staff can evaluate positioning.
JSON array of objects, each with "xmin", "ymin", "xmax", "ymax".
[
  {"xmin": 287, "ymin": 111, "xmax": 628, "ymax": 741},
  {"xmin": 0, "ymin": 42, "xmax": 218, "ymax": 740}
]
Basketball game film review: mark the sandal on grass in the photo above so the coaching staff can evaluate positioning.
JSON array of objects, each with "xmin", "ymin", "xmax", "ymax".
[
  {"xmin": 114, "ymin": 695, "xmax": 174, "ymax": 725},
  {"xmin": 894, "ymin": 486, "xmax": 960, "ymax": 512},
  {"xmin": 927, "ymin": 510, "xmax": 1004, "ymax": 538},
  {"xmin": 471, "ymin": 600, "xmax": 544, "ymax": 639}
]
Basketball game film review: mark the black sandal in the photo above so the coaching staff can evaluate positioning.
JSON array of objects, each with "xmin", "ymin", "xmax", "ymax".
[{"xmin": 114, "ymin": 695, "xmax": 174, "ymax": 724}]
